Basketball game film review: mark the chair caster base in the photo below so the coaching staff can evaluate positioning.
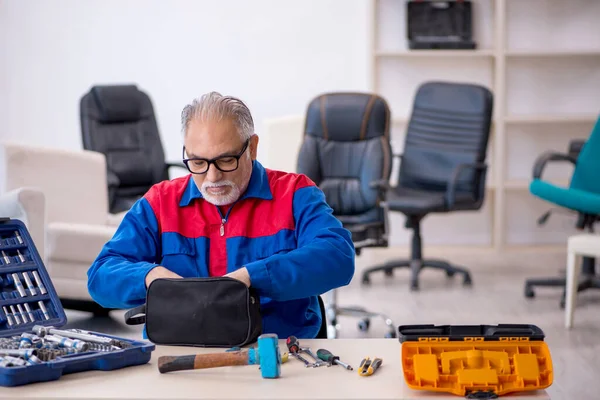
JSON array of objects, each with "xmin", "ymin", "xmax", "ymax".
[
  {"xmin": 524, "ymin": 285, "xmax": 535, "ymax": 298},
  {"xmin": 361, "ymin": 258, "xmax": 473, "ymax": 291},
  {"xmin": 358, "ymin": 318, "xmax": 370, "ymax": 332}
]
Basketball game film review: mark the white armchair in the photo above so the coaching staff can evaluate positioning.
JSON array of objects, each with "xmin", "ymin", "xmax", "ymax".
[
  {"xmin": 0, "ymin": 142, "xmax": 124, "ymax": 314},
  {"xmin": 262, "ymin": 115, "xmax": 305, "ymax": 173}
]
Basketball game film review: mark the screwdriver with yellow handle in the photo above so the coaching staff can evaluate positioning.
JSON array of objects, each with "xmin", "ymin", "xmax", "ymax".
[{"xmin": 316, "ymin": 348, "xmax": 353, "ymax": 370}]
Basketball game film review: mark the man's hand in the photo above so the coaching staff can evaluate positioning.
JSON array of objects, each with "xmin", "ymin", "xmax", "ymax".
[
  {"xmin": 225, "ymin": 267, "xmax": 251, "ymax": 287},
  {"xmin": 145, "ymin": 266, "xmax": 182, "ymax": 288}
]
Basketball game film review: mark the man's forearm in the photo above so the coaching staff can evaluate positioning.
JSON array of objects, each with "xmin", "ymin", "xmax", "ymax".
[
  {"xmin": 245, "ymin": 229, "xmax": 355, "ymax": 301},
  {"xmin": 87, "ymin": 257, "xmax": 157, "ymax": 309}
]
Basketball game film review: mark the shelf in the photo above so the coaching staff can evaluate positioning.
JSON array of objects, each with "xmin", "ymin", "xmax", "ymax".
[
  {"xmin": 505, "ymin": 114, "xmax": 598, "ymax": 124},
  {"xmin": 506, "ymin": 49, "xmax": 600, "ymax": 58},
  {"xmin": 375, "ymin": 49, "xmax": 495, "ymax": 58}
]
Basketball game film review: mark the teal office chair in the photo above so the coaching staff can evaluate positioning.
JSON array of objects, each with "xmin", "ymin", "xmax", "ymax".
[{"xmin": 524, "ymin": 116, "xmax": 600, "ymax": 307}]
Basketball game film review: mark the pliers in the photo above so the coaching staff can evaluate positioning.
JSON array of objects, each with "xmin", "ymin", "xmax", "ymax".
[{"xmin": 358, "ymin": 357, "xmax": 382, "ymax": 376}]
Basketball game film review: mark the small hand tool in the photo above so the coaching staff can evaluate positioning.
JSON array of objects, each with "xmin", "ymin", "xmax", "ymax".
[
  {"xmin": 9, "ymin": 305, "xmax": 21, "ymax": 324},
  {"xmin": 16, "ymin": 304, "xmax": 27, "ymax": 323},
  {"xmin": 23, "ymin": 303, "xmax": 36, "ymax": 323},
  {"xmin": 22, "ymin": 272, "xmax": 37, "ymax": 296},
  {"xmin": 1, "ymin": 251, "xmax": 10, "ymax": 264},
  {"xmin": 33, "ymin": 325, "xmax": 123, "ymax": 348},
  {"xmin": 15, "ymin": 231, "xmax": 24, "ymax": 244},
  {"xmin": 38, "ymin": 301, "xmax": 50, "ymax": 320},
  {"xmin": 32, "ymin": 271, "xmax": 47, "ymax": 294},
  {"xmin": 12, "ymin": 273, "xmax": 27, "ymax": 297},
  {"xmin": 158, "ymin": 334, "xmax": 281, "ymax": 379},
  {"xmin": 358, "ymin": 357, "xmax": 382, "ymax": 376},
  {"xmin": 286, "ymin": 335, "xmax": 314, "ymax": 367},
  {"xmin": 317, "ymin": 348, "xmax": 353, "ymax": 370},
  {"xmin": 2, "ymin": 306, "xmax": 14, "ymax": 327},
  {"xmin": 43, "ymin": 334, "xmax": 89, "ymax": 351},
  {"xmin": 16, "ymin": 249, "xmax": 26, "ymax": 263}
]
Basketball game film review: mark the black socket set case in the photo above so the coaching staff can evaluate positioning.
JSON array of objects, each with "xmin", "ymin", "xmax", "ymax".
[{"xmin": 0, "ymin": 217, "xmax": 155, "ymax": 386}]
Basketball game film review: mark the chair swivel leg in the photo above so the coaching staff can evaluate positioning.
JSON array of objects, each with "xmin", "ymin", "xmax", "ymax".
[
  {"xmin": 324, "ymin": 290, "xmax": 396, "ymax": 339},
  {"xmin": 362, "ymin": 216, "xmax": 472, "ymax": 290},
  {"xmin": 525, "ymin": 256, "xmax": 600, "ymax": 308}
]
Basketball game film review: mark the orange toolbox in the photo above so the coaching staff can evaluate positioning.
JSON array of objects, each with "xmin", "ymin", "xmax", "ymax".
[{"xmin": 398, "ymin": 324, "xmax": 553, "ymax": 399}]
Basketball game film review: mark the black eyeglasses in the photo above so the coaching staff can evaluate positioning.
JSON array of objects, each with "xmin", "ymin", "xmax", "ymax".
[{"xmin": 182, "ymin": 139, "xmax": 250, "ymax": 174}]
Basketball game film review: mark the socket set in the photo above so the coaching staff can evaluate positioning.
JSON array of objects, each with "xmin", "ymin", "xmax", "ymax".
[{"xmin": 0, "ymin": 218, "xmax": 154, "ymax": 386}]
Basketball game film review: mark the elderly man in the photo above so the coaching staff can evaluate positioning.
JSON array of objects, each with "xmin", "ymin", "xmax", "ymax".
[{"xmin": 87, "ymin": 92, "xmax": 355, "ymax": 338}]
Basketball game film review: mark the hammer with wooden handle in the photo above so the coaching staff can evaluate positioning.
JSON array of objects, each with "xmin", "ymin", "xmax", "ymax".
[{"xmin": 157, "ymin": 334, "xmax": 281, "ymax": 379}]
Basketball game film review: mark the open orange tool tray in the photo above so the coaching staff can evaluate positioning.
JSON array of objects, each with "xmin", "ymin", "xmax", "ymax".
[{"xmin": 398, "ymin": 324, "xmax": 553, "ymax": 399}]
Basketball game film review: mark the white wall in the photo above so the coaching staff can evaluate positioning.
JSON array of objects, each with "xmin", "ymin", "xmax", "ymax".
[{"xmin": 0, "ymin": 0, "xmax": 370, "ymax": 167}]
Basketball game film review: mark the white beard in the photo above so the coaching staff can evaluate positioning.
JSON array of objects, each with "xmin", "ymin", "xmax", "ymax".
[{"xmin": 200, "ymin": 180, "xmax": 240, "ymax": 206}]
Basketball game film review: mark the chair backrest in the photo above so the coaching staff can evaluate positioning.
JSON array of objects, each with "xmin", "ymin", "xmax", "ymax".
[
  {"xmin": 399, "ymin": 81, "xmax": 493, "ymax": 198},
  {"xmin": 80, "ymin": 85, "xmax": 168, "ymax": 208},
  {"xmin": 0, "ymin": 142, "xmax": 109, "ymax": 226},
  {"xmin": 297, "ymin": 92, "xmax": 392, "ymax": 218},
  {"xmin": 570, "ymin": 116, "xmax": 600, "ymax": 194}
]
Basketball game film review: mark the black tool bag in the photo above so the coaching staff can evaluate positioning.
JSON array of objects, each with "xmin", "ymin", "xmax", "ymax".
[{"xmin": 124, "ymin": 277, "xmax": 262, "ymax": 347}]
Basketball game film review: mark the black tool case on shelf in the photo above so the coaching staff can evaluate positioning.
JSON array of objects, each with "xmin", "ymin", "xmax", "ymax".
[
  {"xmin": 0, "ymin": 218, "xmax": 155, "ymax": 387},
  {"xmin": 406, "ymin": 1, "xmax": 476, "ymax": 50}
]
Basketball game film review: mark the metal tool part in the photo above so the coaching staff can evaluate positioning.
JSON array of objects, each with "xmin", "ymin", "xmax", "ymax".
[
  {"xmin": 16, "ymin": 249, "xmax": 26, "ymax": 263},
  {"xmin": 2, "ymin": 306, "xmax": 14, "ymax": 327},
  {"xmin": 33, "ymin": 325, "xmax": 116, "ymax": 346},
  {"xmin": 15, "ymin": 231, "xmax": 24, "ymax": 244},
  {"xmin": 9, "ymin": 305, "xmax": 21, "ymax": 324},
  {"xmin": 22, "ymin": 272, "xmax": 37, "ymax": 296},
  {"xmin": 31, "ymin": 271, "xmax": 47, "ymax": 294},
  {"xmin": 300, "ymin": 347, "xmax": 327, "ymax": 367},
  {"xmin": 3, "ymin": 355, "xmax": 26, "ymax": 366},
  {"xmin": 1, "ymin": 251, "xmax": 10, "ymax": 264},
  {"xmin": 38, "ymin": 301, "xmax": 50, "ymax": 320},
  {"xmin": 12, "ymin": 273, "xmax": 27, "ymax": 297},
  {"xmin": 0, "ymin": 357, "xmax": 11, "ymax": 368},
  {"xmin": 0, "ymin": 348, "xmax": 37, "ymax": 358},
  {"xmin": 44, "ymin": 334, "xmax": 89, "ymax": 352},
  {"xmin": 23, "ymin": 303, "xmax": 35, "ymax": 323},
  {"xmin": 25, "ymin": 355, "xmax": 43, "ymax": 365},
  {"xmin": 19, "ymin": 333, "xmax": 37, "ymax": 349},
  {"xmin": 285, "ymin": 335, "xmax": 316, "ymax": 367},
  {"xmin": 16, "ymin": 304, "xmax": 27, "ymax": 324},
  {"xmin": 316, "ymin": 348, "xmax": 353, "ymax": 370}
]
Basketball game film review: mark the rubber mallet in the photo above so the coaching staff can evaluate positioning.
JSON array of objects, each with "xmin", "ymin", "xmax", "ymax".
[{"xmin": 157, "ymin": 334, "xmax": 281, "ymax": 379}]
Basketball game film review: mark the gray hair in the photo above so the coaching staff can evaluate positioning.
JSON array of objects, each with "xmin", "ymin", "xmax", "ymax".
[{"xmin": 181, "ymin": 91, "xmax": 254, "ymax": 140}]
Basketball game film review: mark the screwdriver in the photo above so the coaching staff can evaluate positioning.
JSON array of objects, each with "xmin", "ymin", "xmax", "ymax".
[{"xmin": 316, "ymin": 348, "xmax": 353, "ymax": 370}]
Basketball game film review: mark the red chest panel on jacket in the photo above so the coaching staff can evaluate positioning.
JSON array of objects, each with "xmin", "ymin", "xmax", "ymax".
[{"xmin": 144, "ymin": 170, "xmax": 314, "ymax": 276}]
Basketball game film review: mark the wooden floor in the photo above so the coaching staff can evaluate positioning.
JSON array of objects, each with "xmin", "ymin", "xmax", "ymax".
[{"xmin": 63, "ymin": 246, "xmax": 600, "ymax": 400}]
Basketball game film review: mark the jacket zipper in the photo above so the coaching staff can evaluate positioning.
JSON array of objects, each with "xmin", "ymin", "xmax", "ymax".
[{"xmin": 217, "ymin": 201, "xmax": 239, "ymax": 237}]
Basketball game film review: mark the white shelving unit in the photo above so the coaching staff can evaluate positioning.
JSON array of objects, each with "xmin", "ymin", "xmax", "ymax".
[{"xmin": 369, "ymin": 0, "xmax": 600, "ymax": 251}]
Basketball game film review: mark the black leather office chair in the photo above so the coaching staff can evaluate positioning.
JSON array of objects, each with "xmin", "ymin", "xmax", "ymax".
[
  {"xmin": 80, "ymin": 85, "xmax": 187, "ymax": 214},
  {"xmin": 298, "ymin": 92, "xmax": 396, "ymax": 338},
  {"xmin": 361, "ymin": 81, "xmax": 494, "ymax": 291}
]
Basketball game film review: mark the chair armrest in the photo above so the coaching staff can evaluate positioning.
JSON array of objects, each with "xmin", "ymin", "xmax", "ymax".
[
  {"xmin": 445, "ymin": 163, "xmax": 487, "ymax": 208},
  {"xmin": 107, "ymin": 170, "xmax": 120, "ymax": 187},
  {"xmin": 568, "ymin": 140, "xmax": 586, "ymax": 159},
  {"xmin": 164, "ymin": 161, "xmax": 188, "ymax": 178},
  {"xmin": 47, "ymin": 222, "xmax": 116, "ymax": 264},
  {"xmin": 532, "ymin": 151, "xmax": 577, "ymax": 180},
  {"xmin": 369, "ymin": 179, "xmax": 391, "ymax": 200},
  {"xmin": 0, "ymin": 187, "xmax": 46, "ymax": 259}
]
